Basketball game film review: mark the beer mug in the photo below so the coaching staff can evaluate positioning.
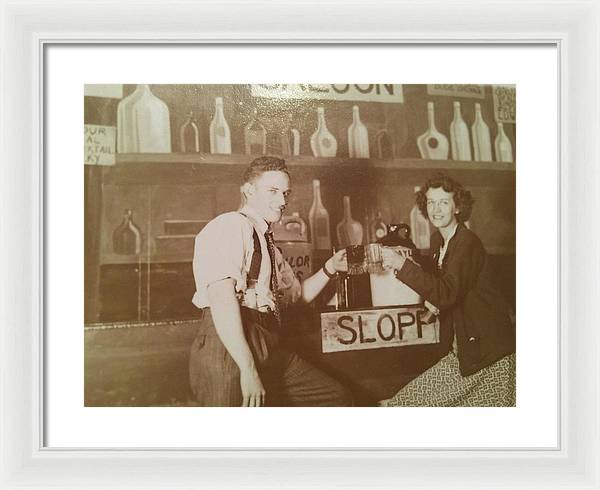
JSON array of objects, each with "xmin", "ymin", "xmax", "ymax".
[
  {"xmin": 365, "ymin": 243, "xmax": 385, "ymax": 274},
  {"xmin": 345, "ymin": 245, "xmax": 366, "ymax": 275}
]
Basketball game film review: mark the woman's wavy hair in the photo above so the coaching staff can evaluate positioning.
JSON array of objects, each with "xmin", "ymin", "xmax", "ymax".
[{"xmin": 416, "ymin": 173, "xmax": 474, "ymax": 223}]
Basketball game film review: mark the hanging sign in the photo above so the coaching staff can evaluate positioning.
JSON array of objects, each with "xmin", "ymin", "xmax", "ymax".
[
  {"xmin": 493, "ymin": 85, "xmax": 516, "ymax": 123},
  {"xmin": 427, "ymin": 84, "xmax": 485, "ymax": 98},
  {"xmin": 84, "ymin": 124, "xmax": 116, "ymax": 166},
  {"xmin": 251, "ymin": 84, "xmax": 404, "ymax": 103},
  {"xmin": 320, "ymin": 305, "xmax": 439, "ymax": 353}
]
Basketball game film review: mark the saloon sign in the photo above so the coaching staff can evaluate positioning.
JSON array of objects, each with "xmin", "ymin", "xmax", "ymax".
[
  {"xmin": 251, "ymin": 84, "xmax": 404, "ymax": 103},
  {"xmin": 321, "ymin": 305, "xmax": 439, "ymax": 353}
]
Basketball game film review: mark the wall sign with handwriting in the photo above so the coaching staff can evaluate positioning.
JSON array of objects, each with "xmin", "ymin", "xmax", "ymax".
[
  {"xmin": 84, "ymin": 124, "xmax": 116, "ymax": 166},
  {"xmin": 493, "ymin": 85, "xmax": 516, "ymax": 123},
  {"xmin": 320, "ymin": 305, "xmax": 440, "ymax": 353}
]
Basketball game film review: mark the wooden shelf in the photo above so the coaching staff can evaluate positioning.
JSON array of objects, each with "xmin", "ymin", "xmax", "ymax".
[{"xmin": 115, "ymin": 153, "xmax": 515, "ymax": 172}]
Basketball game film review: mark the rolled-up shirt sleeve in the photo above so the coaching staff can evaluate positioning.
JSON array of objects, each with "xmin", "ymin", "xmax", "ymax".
[{"xmin": 192, "ymin": 213, "xmax": 249, "ymax": 308}]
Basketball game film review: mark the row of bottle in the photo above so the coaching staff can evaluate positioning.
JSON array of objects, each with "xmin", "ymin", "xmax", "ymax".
[
  {"xmin": 309, "ymin": 180, "xmax": 431, "ymax": 251},
  {"xmin": 111, "ymin": 180, "xmax": 432, "ymax": 257},
  {"xmin": 190, "ymin": 98, "xmax": 370, "ymax": 158},
  {"xmin": 417, "ymin": 101, "xmax": 513, "ymax": 163},
  {"xmin": 116, "ymin": 85, "xmax": 513, "ymax": 162}
]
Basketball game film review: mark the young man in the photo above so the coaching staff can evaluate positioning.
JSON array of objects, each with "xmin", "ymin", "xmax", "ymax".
[{"xmin": 190, "ymin": 156, "xmax": 351, "ymax": 407}]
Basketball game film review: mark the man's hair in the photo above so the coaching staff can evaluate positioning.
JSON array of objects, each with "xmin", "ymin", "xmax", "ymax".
[
  {"xmin": 415, "ymin": 172, "xmax": 475, "ymax": 223},
  {"xmin": 241, "ymin": 156, "xmax": 290, "ymax": 184}
]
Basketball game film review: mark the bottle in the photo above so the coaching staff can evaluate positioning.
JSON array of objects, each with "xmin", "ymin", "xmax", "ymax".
[
  {"xmin": 112, "ymin": 209, "xmax": 142, "ymax": 255},
  {"xmin": 308, "ymin": 179, "xmax": 332, "ymax": 250},
  {"xmin": 117, "ymin": 85, "xmax": 145, "ymax": 153},
  {"xmin": 416, "ymin": 102, "xmax": 449, "ymax": 160},
  {"xmin": 375, "ymin": 129, "xmax": 394, "ymax": 159},
  {"xmin": 371, "ymin": 209, "xmax": 387, "ymax": 242},
  {"xmin": 209, "ymin": 97, "xmax": 232, "ymax": 154},
  {"xmin": 347, "ymin": 105, "xmax": 369, "ymax": 158},
  {"xmin": 494, "ymin": 122, "xmax": 514, "ymax": 162},
  {"xmin": 410, "ymin": 186, "xmax": 431, "ymax": 250},
  {"xmin": 471, "ymin": 103, "xmax": 492, "ymax": 161},
  {"xmin": 274, "ymin": 118, "xmax": 300, "ymax": 156},
  {"xmin": 244, "ymin": 107, "xmax": 267, "ymax": 155},
  {"xmin": 336, "ymin": 196, "xmax": 364, "ymax": 247},
  {"xmin": 450, "ymin": 101, "xmax": 472, "ymax": 161},
  {"xmin": 118, "ymin": 84, "xmax": 171, "ymax": 153},
  {"xmin": 310, "ymin": 106, "xmax": 337, "ymax": 157},
  {"xmin": 179, "ymin": 111, "xmax": 200, "ymax": 152}
]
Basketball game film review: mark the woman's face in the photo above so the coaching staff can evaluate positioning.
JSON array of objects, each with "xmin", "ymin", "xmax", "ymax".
[{"xmin": 425, "ymin": 187, "xmax": 458, "ymax": 231}]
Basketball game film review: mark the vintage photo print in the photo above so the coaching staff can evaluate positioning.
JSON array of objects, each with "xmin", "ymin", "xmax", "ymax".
[{"xmin": 84, "ymin": 83, "xmax": 516, "ymax": 408}]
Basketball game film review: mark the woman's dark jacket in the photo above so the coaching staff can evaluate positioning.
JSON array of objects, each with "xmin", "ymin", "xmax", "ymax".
[{"xmin": 396, "ymin": 222, "xmax": 515, "ymax": 376}]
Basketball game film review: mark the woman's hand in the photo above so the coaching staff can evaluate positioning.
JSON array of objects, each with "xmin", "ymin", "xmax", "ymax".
[
  {"xmin": 381, "ymin": 246, "xmax": 406, "ymax": 271},
  {"xmin": 325, "ymin": 248, "xmax": 348, "ymax": 274}
]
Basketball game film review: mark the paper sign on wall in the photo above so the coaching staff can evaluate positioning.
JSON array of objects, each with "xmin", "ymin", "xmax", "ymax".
[
  {"xmin": 84, "ymin": 124, "xmax": 116, "ymax": 166},
  {"xmin": 251, "ymin": 84, "xmax": 404, "ymax": 103},
  {"xmin": 320, "ymin": 305, "xmax": 439, "ymax": 353},
  {"xmin": 427, "ymin": 84, "xmax": 485, "ymax": 98},
  {"xmin": 493, "ymin": 85, "xmax": 516, "ymax": 123}
]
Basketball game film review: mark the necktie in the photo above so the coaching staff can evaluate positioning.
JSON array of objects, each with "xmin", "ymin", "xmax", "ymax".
[{"xmin": 264, "ymin": 229, "xmax": 281, "ymax": 326}]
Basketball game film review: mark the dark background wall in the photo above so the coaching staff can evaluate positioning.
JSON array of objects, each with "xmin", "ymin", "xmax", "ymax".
[{"xmin": 85, "ymin": 83, "xmax": 515, "ymax": 324}]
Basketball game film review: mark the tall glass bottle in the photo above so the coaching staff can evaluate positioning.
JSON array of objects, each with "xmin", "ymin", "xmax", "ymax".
[
  {"xmin": 310, "ymin": 106, "xmax": 337, "ymax": 157},
  {"xmin": 112, "ymin": 209, "xmax": 142, "ymax": 255},
  {"xmin": 118, "ymin": 84, "xmax": 171, "ymax": 153},
  {"xmin": 471, "ymin": 103, "xmax": 492, "ymax": 161},
  {"xmin": 117, "ymin": 85, "xmax": 145, "ymax": 153},
  {"xmin": 410, "ymin": 186, "xmax": 431, "ymax": 250},
  {"xmin": 209, "ymin": 97, "xmax": 232, "ymax": 154},
  {"xmin": 347, "ymin": 105, "xmax": 369, "ymax": 158},
  {"xmin": 336, "ymin": 196, "xmax": 364, "ymax": 247},
  {"xmin": 179, "ymin": 111, "xmax": 200, "ymax": 152},
  {"xmin": 277, "ymin": 115, "xmax": 300, "ymax": 156},
  {"xmin": 308, "ymin": 179, "xmax": 332, "ymax": 250},
  {"xmin": 450, "ymin": 101, "xmax": 472, "ymax": 161},
  {"xmin": 244, "ymin": 108, "xmax": 267, "ymax": 155},
  {"xmin": 417, "ymin": 102, "xmax": 449, "ymax": 160},
  {"xmin": 494, "ymin": 122, "xmax": 514, "ymax": 162}
]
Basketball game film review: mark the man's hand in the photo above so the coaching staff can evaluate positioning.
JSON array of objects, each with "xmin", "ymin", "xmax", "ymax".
[
  {"xmin": 326, "ymin": 248, "xmax": 348, "ymax": 274},
  {"xmin": 240, "ymin": 368, "xmax": 266, "ymax": 407}
]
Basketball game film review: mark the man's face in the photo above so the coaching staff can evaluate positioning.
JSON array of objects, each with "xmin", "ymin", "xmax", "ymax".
[{"xmin": 246, "ymin": 170, "xmax": 291, "ymax": 223}]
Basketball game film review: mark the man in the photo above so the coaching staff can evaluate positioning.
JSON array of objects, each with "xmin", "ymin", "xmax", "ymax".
[{"xmin": 190, "ymin": 156, "xmax": 351, "ymax": 407}]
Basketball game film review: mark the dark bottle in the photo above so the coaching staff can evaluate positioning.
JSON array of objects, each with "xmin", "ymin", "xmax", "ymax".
[
  {"xmin": 379, "ymin": 223, "xmax": 416, "ymax": 249},
  {"xmin": 112, "ymin": 209, "xmax": 142, "ymax": 255},
  {"xmin": 179, "ymin": 111, "xmax": 201, "ymax": 153}
]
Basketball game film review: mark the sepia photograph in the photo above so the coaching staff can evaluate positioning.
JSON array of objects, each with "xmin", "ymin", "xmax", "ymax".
[{"xmin": 84, "ymin": 83, "xmax": 517, "ymax": 408}]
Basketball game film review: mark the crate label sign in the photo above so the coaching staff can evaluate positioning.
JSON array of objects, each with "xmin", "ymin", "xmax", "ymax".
[
  {"xmin": 427, "ymin": 84, "xmax": 485, "ymax": 98},
  {"xmin": 84, "ymin": 124, "xmax": 116, "ymax": 166},
  {"xmin": 321, "ymin": 305, "xmax": 439, "ymax": 353},
  {"xmin": 251, "ymin": 84, "xmax": 404, "ymax": 103}
]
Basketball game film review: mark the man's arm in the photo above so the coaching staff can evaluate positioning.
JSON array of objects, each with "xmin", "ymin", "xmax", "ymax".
[
  {"xmin": 207, "ymin": 278, "xmax": 265, "ymax": 407},
  {"xmin": 299, "ymin": 249, "xmax": 347, "ymax": 303}
]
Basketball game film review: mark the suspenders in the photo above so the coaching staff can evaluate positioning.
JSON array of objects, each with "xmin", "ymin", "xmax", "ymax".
[{"xmin": 238, "ymin": 212, "xmax": 262, "ymax": 285}]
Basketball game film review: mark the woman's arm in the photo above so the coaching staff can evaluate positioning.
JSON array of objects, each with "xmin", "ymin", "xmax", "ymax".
[{"xmin": 383, "ymin": 235, "xmax": 483, "ymax": 309}]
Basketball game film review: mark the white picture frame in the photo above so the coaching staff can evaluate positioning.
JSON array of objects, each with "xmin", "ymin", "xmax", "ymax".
[{"xmin": 1, "ymin": 0, "xmax": 599, "ymax": 488}]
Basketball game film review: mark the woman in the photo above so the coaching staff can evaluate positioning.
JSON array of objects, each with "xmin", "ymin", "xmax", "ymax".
[{"xmin": 380, "ymin": 173, "xmax": 516, "ymax": 407}]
